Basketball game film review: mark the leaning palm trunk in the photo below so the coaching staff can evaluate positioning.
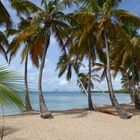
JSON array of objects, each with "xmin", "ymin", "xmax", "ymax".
[
  {"xmin": 88, "ymin": 47, "xmax": 94, "ymax": 110},
  {"xmin": 128, "ymin": 86, "xmax": 134, "ymax": 103},
  {"xmin": 77, "ymin": 77, "xmax": 96, "ymax": 108},
  {"xmin": 105, "ymin": 73, "xmax": 115, "ymax": 106},
  {"xmin": 131, "ymin": 52, "xmax": 140, "ymax": 109},
  {"xmin": 134, "ymin": 94, "xmax": 140, "ymax": 109},
  {"xmin": 24, "ymin": 48, "xmax": 33, "ymax": 111},
  {"xmin": 104, "ymin": 30, "xmax": 131, "ymax": 119},
  {"xmin": 131, "ymin": 79, "xmax": 140, "ymax": 109},
  {"xmin": 128, "ymin": 79, "xmax": 134, "ymax": 103},
  {"xmin": 38, "ymin": 29, "xmax": 53, "ymax": 119}
]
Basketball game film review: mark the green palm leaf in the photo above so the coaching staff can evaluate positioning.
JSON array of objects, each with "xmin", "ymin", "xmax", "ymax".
[
  {"xmin": 0, "ymin": 1, "xmax": 12, "ymax": 27},
  {"xmin": 0, "ymin": 65, "xmax": 25, "ymax": 111},
  {"xmin": 113, "ymin": 9, "xmax": 140, "ymax": 27},
  {"xmin": 11, "ymin": 0, "xmax": 41, "ymax": 16}
]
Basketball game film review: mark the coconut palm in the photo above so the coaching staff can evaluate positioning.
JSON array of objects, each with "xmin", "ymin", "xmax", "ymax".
[
  {"xmin": 36, "ymin": 0, "xmax": 71, "ymax": 118},
  {"xmin": 56, "ymin": 55, "xmax": 81, "ymax": 81},
  {"xmin": 71, "ymin": 0, "xmax": 140, "ymax": 119},
  {"xmin": 77, "ymin": 72, "xmax": 100, "ymax": 94},
  {"xmin": 68, "ymin": 0, "xmax": 114, "ymax": 110},
  {"xmin": 100, "ymin": 1, "xmax": 140, "ymax": 113},
  {"xmin": 129, "ymin": 37, "xmax": 140, "ymax": 108},
  {"xmin": 56, "ymin": 54, "xmax": 87, "ymax": 91},
  {"xmin": 7, "ymin": 18, "xmax": 37, "ymax": 111},
  {"xmin": 118, "ymin": 36, "xmax": 140, "ymax": 108},
  {"xmin": 68, "ymin": 8, "xmax": 100, "ymax": 109},
  {"xmin": 111, "ymin": 23, "xmax": 140, "ymax": 108},
  {"xmin": 68, "ymin": 0, "xmax": 128, "ymax": 111},
  {"xmin": 121, "ymin": 73, "xmax": 134, "ymax": 103},
  {"xmin": 92, "ymin": 62, "xmax": 116, "ymax": 106},
  {"xmin": 2, "ymin": 0, "xmax": 44, "ymax": 111},
  {"xmin": 10, "ymin": 0, "xmax": 73, "ymax": 118},
  {"xmin": 56, "ymin": 54, "xmax": 98, "ymax": 109},
  {"xmin": 96, "ymin": 1, "xmax": 131, "ymax": 119}
]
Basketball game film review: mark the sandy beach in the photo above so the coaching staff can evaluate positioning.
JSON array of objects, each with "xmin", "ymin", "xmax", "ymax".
[{"xmin": 1, "ymin": 105, "xmax": 140, "ymax": 140}]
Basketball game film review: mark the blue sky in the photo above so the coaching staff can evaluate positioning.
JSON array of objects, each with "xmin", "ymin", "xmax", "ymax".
[{"xmin": 1, "ymin": 0, "xmax": 140, "ymax": 91}]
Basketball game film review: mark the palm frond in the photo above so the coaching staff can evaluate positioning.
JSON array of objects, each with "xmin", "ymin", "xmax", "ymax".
[
  {"xmin": 0, "ymin": 44, "xmax": 8, "ymax": 62},
  {"xmin": 30, "ymin": 29, "xmax": 45, "ymax": 68},
  {"xmin": 113, "ymin": 9, "xmax": 140, "ymax": 27},
  {"xmin": 0, "ymin": 65, "xmax": 25, "ymax": 111},
  {"xmin": 0, "ymin": 31, "xmax": 9, "ymax": 47},
  {"xmin": 0, "ymin": 1, "xmax": 12, "ymax": 27},
  {"xmin": 100, "ymin": 69, "xmax": 106, "ymax": 81},
  {"xmin": 5, "ymin": 28, "xmax": 19, "ymax": 37},
  {"xmin": 11, "ymin": 0, "xmax": 41, "ymax": 16}
]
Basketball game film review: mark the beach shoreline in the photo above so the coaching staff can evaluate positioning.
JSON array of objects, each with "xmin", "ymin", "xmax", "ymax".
[{"xmin": 0, "ymin": 103, "xmax": 135, "ymax": 118}]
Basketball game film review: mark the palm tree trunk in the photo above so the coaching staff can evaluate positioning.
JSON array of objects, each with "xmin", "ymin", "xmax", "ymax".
[
  {"xmin": 128, "ymin": 86, "xmax": 134, "ymax": 103},
  {"xmin": 131, "ymin": 50, "xmax": 136, "ymax": 97},
  {"xmin": 38, "ymin": 29, "xmax": 53, "ymax": 119},
  {"xmin": 128, "ymin": 79, "xmax": 134, "ymax": 103},
  {"xmin": 105, "ymin": 73, "xmax": 115, "ymax": 106},
  {"xmin": 131, "ymin": 52, "xmax": 140, "ymax": 109},
  {"xmin": 104, "ymin": 30, "xmax": 131, "ymax": 119},
  {"xmin": 77, "ymin": 77, "xmax": 96, "ymax": 108},
  {"xmin": 24, "ymin": 48, "xmax": 32, "ymax": 111},
  {"xmin": 88, "ymin": 46, "xmax": 94, "ymax": 110}
]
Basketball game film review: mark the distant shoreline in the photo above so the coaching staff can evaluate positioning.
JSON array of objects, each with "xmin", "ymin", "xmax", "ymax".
[
  {"xmin": 30, "ymin": 90, "xmax": 129, "ymax": 94},
  {"xmin": 92, "ymin": 90, "xmax": 128, "ymax": 94}
]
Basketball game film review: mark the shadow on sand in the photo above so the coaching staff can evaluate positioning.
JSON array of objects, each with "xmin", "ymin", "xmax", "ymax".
[
  {"xmin": 0, "ymin": 126, "xmax": 19, "ymax": 137},
  {"xmin": 51, "ymin": 104, "xmax": 140, "ymax": 118}
]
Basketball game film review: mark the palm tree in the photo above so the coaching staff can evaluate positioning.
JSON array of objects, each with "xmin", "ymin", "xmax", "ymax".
[
  {"xmin": 56, "ymin": 54, "xmax": 97, "ymax": 109},
  {"xmin": 68, "ymin": 8, "xmax": 100, "ymax": 109},
  {"xmin": 98, "ymin": 2, "xmax": 131, "ymax": 119},
  {"xmin": 73, "ymin": 0, "xmax": 140, "ymax": 119},
  {"xmin": 10, "ymin": 0, "xmax": 72, "ymax": 118},
  {"xmin": 69, "ymin": 0, "xmax": 117, "ymax": 110},
  {"xmin": 111, "ymin": 23, "xmax": 140, "ymax": 108},
  {"xmin": 77, "ymin": 72, "xmax": 100, "ymax": 94},
  {"xmin": 3, "ymin": 0, "xmax": 44, "ymax": 111},
  {"xmin": 93, "ymin": 62, "xmax": 115, "ymax": 106},
  {"xmin": 56, "ymin": 55, "xmax": 81, "ymax": 81},
  {"xmin": 111, "ymin": 22, "xmax": 140, "ymax": 103},
  {"xmin": 68, "ymin": 0, "xmax": 131, "ymax": 111},
  {"xmin": 37, "ymin": 0, "xmax": 71, "ymax": 118},
  {"xmin": 121, "ymin": 73, "xmax": 134, "ymax": 103},
  {"xmin": 7, "ymin": 18, "xmax": 36, "ymax": 111},
  {"xmin": 101, "ymin": 2, "xmax": 140, "ymax": 113},
  {"xmin": 130, "ymin": 37, "xmax": 140, "ymax": 109},
  {"xmin": 119, "ymin": 36, "xmax": 140, "ymax": 108}
]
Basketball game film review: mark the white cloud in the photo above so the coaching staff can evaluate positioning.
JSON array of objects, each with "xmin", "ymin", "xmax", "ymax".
[{"xmin": 59, "ymin": 79, "xmax": 68, "ymax": 86}]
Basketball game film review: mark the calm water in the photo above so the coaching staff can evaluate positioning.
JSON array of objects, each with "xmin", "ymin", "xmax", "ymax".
[{"xmin": 1, "ymin": 92, "xmax": 131, "ymax": 115}]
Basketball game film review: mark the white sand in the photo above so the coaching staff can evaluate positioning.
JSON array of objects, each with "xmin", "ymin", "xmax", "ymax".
[{"xmin": 2, "ymin": 107, "xmax": 140, "ymax": 140}]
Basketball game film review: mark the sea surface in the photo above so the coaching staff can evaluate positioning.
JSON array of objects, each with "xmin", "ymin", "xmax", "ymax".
[{"xmin": 1, "ymin": 92, "xmax": 131, "ymax": 116}]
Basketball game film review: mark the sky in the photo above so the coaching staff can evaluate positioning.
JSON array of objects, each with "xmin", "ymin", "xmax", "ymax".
[{"xmin": 1, "ymin": 0, "xmax": 140, "ymax": 92}]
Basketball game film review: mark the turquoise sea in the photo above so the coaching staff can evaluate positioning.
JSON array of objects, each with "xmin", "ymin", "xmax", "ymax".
[{"xmin": 1, "ymin": 92, "xmax": 131, "ymax": 116}]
